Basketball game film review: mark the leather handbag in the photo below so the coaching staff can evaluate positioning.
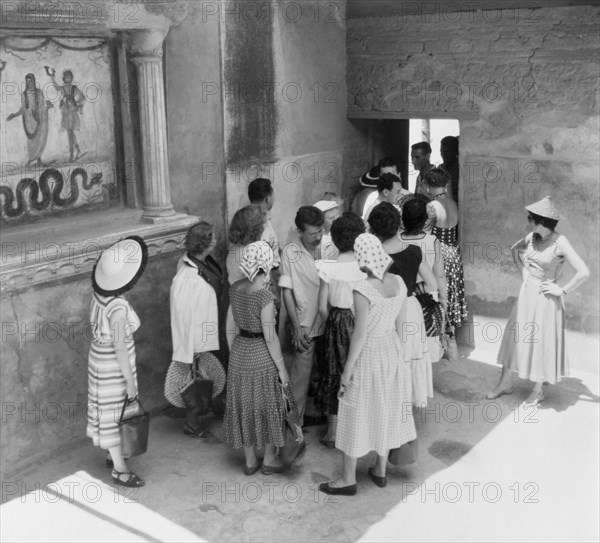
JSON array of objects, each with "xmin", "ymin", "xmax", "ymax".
[
  {"xmin": 180, "ymin": 358, "xmax": 214, "ymax": 414},
  {"xmin": 388, "ymin": 438, "xmax": 418, "ymax": 466},
  {"xmin": 413, "ymin": 282, "xmax": 444, "ymax": 337},
  {"xmin": 119, "ymin": 396, "xmax": 150, "ymax": 458},
  {"xmin": 279, "ymin": 382, "xmax": 306, "ymax": 465}
]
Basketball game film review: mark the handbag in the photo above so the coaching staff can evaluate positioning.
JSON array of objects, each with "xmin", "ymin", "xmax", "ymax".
[
  {"xmin": 180, "ymin": 358, "xmax": 214, "ymax": 414},
  {"xmin": 119, "ymin": 396, "xmax": 150, "ymax": 458},
  {"xmin": 413, "ymin": 283, "xmax": 444, "ymax": 337},
  {"xmin": 388, "ymin": 438, "xmax": 418, "ymax": 466},
  {"xmin": 279, "ymin": 382, "xmax": 307, "ymax": 465}
]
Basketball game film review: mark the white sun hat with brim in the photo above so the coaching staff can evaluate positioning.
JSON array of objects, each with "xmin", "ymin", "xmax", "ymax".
[
  {"xmin": 313, "ymin": 200, "xmax": 339, "ymax": 213},
  {"xmin": 92, "ymin": 236, "xmax": 148, "ymax": 296},
  {"xmin": 525, "ymin": 195, "xmax": 560, "ymax": 221}
]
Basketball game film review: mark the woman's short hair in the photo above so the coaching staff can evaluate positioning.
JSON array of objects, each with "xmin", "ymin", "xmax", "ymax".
[
  {"xmin": 402, "ymin": 195, "xmax": 429, "ymax": 234},
  {"xmin": 368, "ymin": 202, "xmax": 401, "ymax": 240},
  {"xmin": 228, "ymin": 204, "xmax": 267, "ymax": 245},
  {"xmin": 185, "ymin": 221, "xmax": 214, "ymax": 254},
  {"xmin": 528, "ymin": 211, "xmax": 559, "ymax": 231},
  {"xmin": 423, "ymin": 167, "xmax": 451, "ymax": 188},
  {"xmin": 295, "ymin": 206, "xmax": 324, "ymax": 231},
  {"xmin": 330, "ymin": 212, "xmax": 366, "ymax": 253}
]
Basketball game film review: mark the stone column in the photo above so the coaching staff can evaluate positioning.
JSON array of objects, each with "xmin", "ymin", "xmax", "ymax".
[{"xmin": 130, "ymin": 30, "xmax": 175, "ymax": 221}]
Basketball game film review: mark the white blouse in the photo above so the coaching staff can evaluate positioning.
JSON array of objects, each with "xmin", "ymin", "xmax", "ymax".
[{"xmin": 316, "ymin": 260, "xmax": 366, "ymax": 310}]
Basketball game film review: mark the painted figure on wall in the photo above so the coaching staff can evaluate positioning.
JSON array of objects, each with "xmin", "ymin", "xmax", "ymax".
[
  {"xmin": 47, "ymin": 67, "xmax": 86, "ymax": 162},
  {"xmin": 6, "ymin": 73, "xmax": 53, "ymax": 167}
]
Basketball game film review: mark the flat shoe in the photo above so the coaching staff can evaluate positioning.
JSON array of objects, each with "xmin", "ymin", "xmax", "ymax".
[
  {"xmin": 368, "ymin": 467, "xmax": 387, "ymax": 488},
  {"xmin": 183, "ymin": 423, "xmax": 212, "ymax": 438},
  {"xmin": 485, "ymin": 387, "xmax": 514, "ymax": 400},
  {"xmin": 261, "ymin": 464, "xmax": 288, "ymax": 476},
  {"xmin": 243, "ymin": 464, "xmax": 261, "ymax": 476},
  {"xmin": 319, "ymin": 482, "xmax": 357, "ymax": 496},
  {"xmin": 112, "ymin": 469, "xmax": 145, "ymax": 488}
]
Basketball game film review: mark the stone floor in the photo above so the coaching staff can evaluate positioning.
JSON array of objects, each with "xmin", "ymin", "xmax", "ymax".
[{"xmin": 2, "ymin": 315, "xmax": 599, "ymax": 542}]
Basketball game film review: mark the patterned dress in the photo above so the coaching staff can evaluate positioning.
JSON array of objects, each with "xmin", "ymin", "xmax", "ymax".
[
  {"xmin": 336, "ymin": 278, "xmax": 416, "ymax": 458},
  {"xmin": 223, "ymin": 282, "xmax": 285, "ymax": 449},
  {"xmin": 431, "ymin": 224, "xmax": 468, "ymax": 328},
  {"xmin": 389, "ymin": 245, "xmax": 433, "ymax": 406},
  {"xmin": 497, "ymin": 234, "xmax": 568, "ymax": 384},
  {"xmin": 87, "ymin": 294, "xmax": 139, "ymax": 450}
]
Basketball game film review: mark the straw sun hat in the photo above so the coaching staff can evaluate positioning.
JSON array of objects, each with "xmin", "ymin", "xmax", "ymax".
[
  {"xmin": 92, "ymin": 236, "xmax": 148, "ymax": 296},
  {"xmin": 525, "ymin": 195, "xmax": 561, "ymax": 221}
]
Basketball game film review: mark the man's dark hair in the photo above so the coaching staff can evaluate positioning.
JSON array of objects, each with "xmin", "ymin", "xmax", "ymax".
[
  {"xmin": 295, "ymin": 206, "xmax": 324, "ymax": 231},
  {"xmin": 248, "ymin": 178, "xmax": 273, "ymax": 203},
  {"xmin": 378, "ymin": 156, "xmax": 400, "ymax": 169},
  {"xmin": 377, "ymin": 173, "xmax": 400, "ymax": 194},
  {"xmin": 368, "ymin": 202, "xmax": 401, "ymax": 240},
  {"xmin": 441, "ymin": 136, "xmax": 459, "ymax": 151},
  {"xmin": 423, "ymin": 167, "xmax": 451, "ymax": 188},
  {"xmin": 411, "ymin": 141, "xmax": 432, "ymax": 155},
  {"xmin": 330, "ymin": 212, "xmax": 365, "ymax": 253}
]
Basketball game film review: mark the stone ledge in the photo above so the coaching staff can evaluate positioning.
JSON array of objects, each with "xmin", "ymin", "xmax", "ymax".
[{"xmin": 0, "ymin": 208, "xmax": 198, "ymax": 296}]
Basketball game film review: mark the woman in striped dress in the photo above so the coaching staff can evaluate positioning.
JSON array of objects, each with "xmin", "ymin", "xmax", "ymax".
[{"xmin": 87, "ymin": 236, "xmax": 147, "ymax": 488}]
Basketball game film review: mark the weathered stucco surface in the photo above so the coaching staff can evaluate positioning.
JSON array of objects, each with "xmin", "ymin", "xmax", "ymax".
[{"xmin": 347, "ymin": 5, "xmax": 600, "ymax": 332}]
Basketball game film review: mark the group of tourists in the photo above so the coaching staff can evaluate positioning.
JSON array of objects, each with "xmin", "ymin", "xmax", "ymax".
[{"xmin": 86, "ymin": 155, "xmax": 589, "ymax": 494}]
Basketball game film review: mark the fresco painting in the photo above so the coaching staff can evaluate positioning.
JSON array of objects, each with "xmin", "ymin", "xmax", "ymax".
[{"xmin": 0, "ymin": 37, "xmax": 118, "ymax": 222}]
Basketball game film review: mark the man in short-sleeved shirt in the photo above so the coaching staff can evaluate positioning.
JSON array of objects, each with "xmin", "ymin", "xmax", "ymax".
[{"xmin": 279, "ymin": 206, "xmax": 327, "ymax": 425}]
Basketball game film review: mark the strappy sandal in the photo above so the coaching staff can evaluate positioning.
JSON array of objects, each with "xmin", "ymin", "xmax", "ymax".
[
  {"xmin": 112, "ymin": 469, "xmax": 145, "ymax": 488},
  {"xmin": 183, "ymin": 423, "xmax": 212, "ymax": 438}
]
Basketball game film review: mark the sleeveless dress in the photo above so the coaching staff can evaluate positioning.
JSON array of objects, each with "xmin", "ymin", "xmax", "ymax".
[
  {"xmin": 223, "ymin": 282, "xmax": 285, "ymax": 449},
  {"xmin": 400, "ymin": 233, "xmax": 444, "ymax": 362},
  {"xmin": 497, "ymin": 234, "xmax": 569, "ymax": 384},
  {"xmin": 389, "ymin": 245, "xmax": 433, "ymax": 406},
  {"xmin": 431, "ymin": 224, "xmax": 468, "ymax": 328},
  {"xmin": 335, "ymin": 278, "xmax": 416, "ymax": 458},
  {"xmin": 314, "ymin": 260, "xmax": 366, "ymax": 415},
  {"xmin": 87, "ymin": 294, "xmax": 140, "ymax": 449}
]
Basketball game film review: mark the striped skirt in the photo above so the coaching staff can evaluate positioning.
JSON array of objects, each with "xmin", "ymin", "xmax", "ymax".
[{"xmin": 86, "ymin": 341, "xmax": 138, "ymax": 450}]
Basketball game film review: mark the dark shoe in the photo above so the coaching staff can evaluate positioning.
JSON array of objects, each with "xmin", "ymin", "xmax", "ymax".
[
  {"xmin": 319, "ymin": 439, "xmax": 335, "ymax": 449},
  {"xmin": 112, "ymin": 469, "xmax": 145, "ymax": 488},
  {"xmin": 261, "ymin": 464, "xmax": 288, "ymax": 476},
  {"xmin": 319, "ymin": 482, "xmax": 357, "ymax": 496},
  {"xmin": 183, "ymin": 423, "xmax": 212, "ymax": 438},
  {"xmin": 243, "ymin": 463, "xmax": 261, "ymax": 476},
  {"xmin": 368, "ymin": 467, "xmax": 387, "ymax": 488}
]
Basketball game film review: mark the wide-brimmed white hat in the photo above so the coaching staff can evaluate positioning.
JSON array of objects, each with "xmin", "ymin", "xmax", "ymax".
[
  {"xmin": 525, "ymin": 195, "xmax": 560, "ymax": 221},
  {"xmin": 313, "ymin": 200, "xmax": 339, "ymax": 213},
  {"xmin": 92, "ymin": 236, "xmax": 148, "ymax": 295}
]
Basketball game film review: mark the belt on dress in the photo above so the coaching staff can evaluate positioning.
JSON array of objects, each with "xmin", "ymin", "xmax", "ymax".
[{"xmin": 239, "ymin": 329, "xmax": 264, "ymax": 338}]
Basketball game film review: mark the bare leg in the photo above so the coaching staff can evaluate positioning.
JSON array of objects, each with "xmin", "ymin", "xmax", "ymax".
[
  {"xmin": 263, "ymin": 444, "xmax": 283, "ymax": 468},
  {"xmin": 108, "ymin": 445, "xmax": 127, "ymax": 472},
  {"xmin": 486, "ymin": 366, "xmax": 514, "ymax": 399},
  {"xmin": 243, "ymin": 445, "xmax": 259, "ymax": 468},
  {"xmin": 327, "ymin": 453, "xmax": 357, "ymax": 487},
  {"xmin": 322, "ymin": 414, "xmax": 337, "ymax": 442},
  {"xmin": 372, "ymin": 453, "xmax": 387, "ymax": 478},
  {"xmin": 525, "ymin": 381, "xmax": 544, "ymax": 403}
]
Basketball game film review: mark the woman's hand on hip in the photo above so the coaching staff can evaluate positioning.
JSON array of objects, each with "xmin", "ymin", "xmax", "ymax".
[{"xmin": 540, "ymin": 281, "xmax": 563, "ymax": 297}]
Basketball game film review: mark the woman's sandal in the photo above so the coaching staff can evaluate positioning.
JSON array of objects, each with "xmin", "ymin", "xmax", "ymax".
[
  {"xmin": 183, "ymin": 423, "xmax": 212, "ymax": 438},
  {"xmin": 243, "ymin": 463, "xmax": 261, "ymax": 476},
  {"xmin": 112, "ymin": 469, "xmax": 145, "ymax": 488}
]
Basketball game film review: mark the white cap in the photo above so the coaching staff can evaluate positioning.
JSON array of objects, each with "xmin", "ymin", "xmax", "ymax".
[{"xmin": 313, "ymin": 200, "xmax": 339, "ymax": 213}]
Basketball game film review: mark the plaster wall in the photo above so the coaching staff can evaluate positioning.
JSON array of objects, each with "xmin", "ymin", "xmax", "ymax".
[
  {"xmin": 347, "ymin": 5, "xmax": 600, "ymax": 332},
  {"xmin": 0, "ymin": 252, "xmax": 181, "ymax": 477}
]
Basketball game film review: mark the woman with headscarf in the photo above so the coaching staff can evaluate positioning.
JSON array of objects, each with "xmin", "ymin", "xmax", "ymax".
[
  {"xmin": 319, "ymin": 234, "xmax": 417, "ymax": 496},
  {"xmin": 224, "ymin": 241, "xmax": 291, "ymax": 476},
  {"xmin": 487, "ymin": 196, "xmax": 589, "ymax": 404},
  {"xmin": 166, "ymin": 221, "xmax": 226, "ymax": 438},
  {"xmin": 87, "ymin": 236, "xmax": 147, "ymax": 488}
]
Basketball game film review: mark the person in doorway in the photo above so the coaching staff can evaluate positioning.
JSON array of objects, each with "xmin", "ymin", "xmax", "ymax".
[
  {"xmin": 440, "ymin": 136, "xmax": 460, "ymax": 205},
  {"xmin": 411, "ymin": 142, "xmax": 434, "ymax": 196},
  {"xmin": 487, "ymin": 196, "xmax": 589, "ymax": 404}
]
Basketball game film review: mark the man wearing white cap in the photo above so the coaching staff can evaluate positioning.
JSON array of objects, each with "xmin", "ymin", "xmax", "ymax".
[{"xmin": 313, "ymin": 199, "xmax": 340, "ymax": 262}]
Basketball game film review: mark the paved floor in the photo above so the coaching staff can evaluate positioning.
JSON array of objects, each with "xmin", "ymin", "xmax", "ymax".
[{"xmin": 2, "ymin": 315, "xmax": 599, "ymax": 542}]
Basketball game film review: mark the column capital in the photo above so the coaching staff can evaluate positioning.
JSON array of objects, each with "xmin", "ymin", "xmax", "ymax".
[{"xmin": 128, "ymin": 29, "xmax": 168, "ymax": 58}]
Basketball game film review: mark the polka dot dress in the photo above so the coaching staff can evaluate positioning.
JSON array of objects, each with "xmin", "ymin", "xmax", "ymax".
[
  {"xmin": 223, "ymin": 282, "xmax": 285, "ymax": 449},
  {"xmin": 431, "ymin": 224, "xmax": 468, "ymax": 328}
]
